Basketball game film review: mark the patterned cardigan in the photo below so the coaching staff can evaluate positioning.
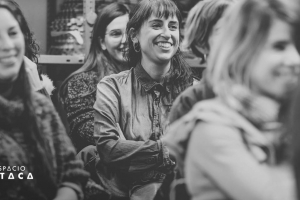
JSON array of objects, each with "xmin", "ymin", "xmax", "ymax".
[{"xmin": 63, "ymin": 54, "xmax": 127, "ymax": 152}]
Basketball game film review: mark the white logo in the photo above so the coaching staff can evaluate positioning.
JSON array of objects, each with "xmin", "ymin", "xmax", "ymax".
[{"xmin": 0, "ymin": 166, "xmax": 33, "ymax": 180}]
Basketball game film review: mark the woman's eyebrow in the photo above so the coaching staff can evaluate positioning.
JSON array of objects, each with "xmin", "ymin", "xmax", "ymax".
[
  {"xmin": 169, "ymin": 21, "xmax": 179, "ymax": 25},
  {"xmin": 148, "ymin": 19, "xmax": 163, "ymax": 23},
  {"xmin": 8, "ymin": 25, "xmax": 18, "ymax": 31}
]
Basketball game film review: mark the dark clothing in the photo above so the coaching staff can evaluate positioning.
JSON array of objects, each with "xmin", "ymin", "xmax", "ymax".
[
  {"xmin": 0, "ymin": 92, "xmax": 89, "ymax": 200},
  {"xmin": 165, "ymin": 74, "xmax": 214, "ymax": 199},
  {"xmin": 63, "ymin": 53, "xmax": 126, "ymax": 152},
  {"xmin": 169, "ymin": 76, "xmax": 215, "ymax": 124},
  {"xmin": 92, "ymin": 63, "xmax": 191, "ymax": 197},
  {"xmin": 64, "ymin": 70, "xmax": 99, "ymax": 151}
]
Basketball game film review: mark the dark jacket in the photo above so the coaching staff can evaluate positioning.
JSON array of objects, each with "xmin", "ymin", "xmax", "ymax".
[
  {"xmin": 0, "ymin": 92, "xmax": 89, "ymax": 200},
  {"xmin": 169, "ymin": 73, "xmax": 215, "ymax": 124}
]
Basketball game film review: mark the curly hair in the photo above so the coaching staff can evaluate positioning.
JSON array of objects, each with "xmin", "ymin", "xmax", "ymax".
[
  {"xmin": 4, "ymin": 0, "xmax": 40, "ymax": 63},
  {"xmin": 0, "ymin": 1, "xmax": 57, "ymax": 198}
]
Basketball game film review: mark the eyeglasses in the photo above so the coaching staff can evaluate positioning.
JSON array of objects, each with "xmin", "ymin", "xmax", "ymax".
[{"xmin": 105, "ymin": 29, "xmax": 126, "ymax": 39}]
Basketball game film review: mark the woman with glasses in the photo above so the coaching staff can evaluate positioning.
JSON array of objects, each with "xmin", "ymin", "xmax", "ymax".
[{"xmin": 58, "ymin": 3, "xmax": 130, "ymax": 152}]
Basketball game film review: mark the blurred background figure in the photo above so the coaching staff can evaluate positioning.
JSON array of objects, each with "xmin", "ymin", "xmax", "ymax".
[
  {"xmin": 77, "ymin": 0, "xmax": 193, "ymax": 199},
  {"xmin": 164, "ymin": 0, "xmax": 300, "ymax": 199},
  {"xmin": 58, "ymin": 3, "xmax": 130, "ymax": 152},
  {"xmin": 0, "ymin": 1, "xmax": 89, "ymax": 199},
  {"xmin": 169, "ymin": 0, "xmax": 234, "ymax": 124},
  {"xmin": 182, "ymin": 0, "xmax": 234, "ymax": 64}
]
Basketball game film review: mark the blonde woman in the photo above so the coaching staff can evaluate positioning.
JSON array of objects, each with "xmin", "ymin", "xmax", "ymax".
[{"xmin": 165, "ymin": 0, "xmax": 300, "ymax": 199}]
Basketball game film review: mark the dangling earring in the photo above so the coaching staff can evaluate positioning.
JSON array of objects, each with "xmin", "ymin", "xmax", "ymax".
[{"xmin": 133, "ymin": 42, "xmax": 141, "ymax": 52}]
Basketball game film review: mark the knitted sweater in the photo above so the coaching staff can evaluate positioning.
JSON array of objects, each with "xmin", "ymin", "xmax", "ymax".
[
  {"xmin": 63, "ymin": 54, "xmax": 128, "ymax": 152},
  {"xmin": 0, "ymin": 92, "xmax": 89, "ymax": 200}
]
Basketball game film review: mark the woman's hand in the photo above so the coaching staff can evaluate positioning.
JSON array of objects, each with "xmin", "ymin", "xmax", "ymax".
[{"xmin": 53, "ymin": 187, "xmax": 78, "ymax": 200}]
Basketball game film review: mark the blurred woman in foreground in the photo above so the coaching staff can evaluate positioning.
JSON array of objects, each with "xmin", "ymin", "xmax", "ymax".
[
  {"xmin": 0, "ymin": 1, "xmax": 89, "ymax": 199},
  {"xmin": 164, "ymin": 0, "xmax": 300, "ymax": 199}
]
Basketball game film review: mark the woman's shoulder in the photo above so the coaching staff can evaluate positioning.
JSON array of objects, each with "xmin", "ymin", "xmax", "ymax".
[
  {"xmin": 66, "ymin": 71, "xmax": 98, "ymax": 96},
  {"xmin": 191, "ymin": 120, "xmax": 242, "ymax": 143},
  {"xmin": 69, "ymin": 70, "xmax": 98, "ymax": 85},
  {"xmin": 100, "ymin": 68, "xmax": 133, "ymax": 84},
  {"xmin": 187, "ymin": 98, "xmax": 246, "ymax": 144}
]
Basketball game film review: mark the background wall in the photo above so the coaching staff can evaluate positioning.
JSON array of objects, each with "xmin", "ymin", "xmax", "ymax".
[{"xmin": 14, "ymin": 0, "xmax": 48, "ymax": 54}]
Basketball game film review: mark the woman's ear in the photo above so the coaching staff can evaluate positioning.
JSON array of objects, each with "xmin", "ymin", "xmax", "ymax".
[
  {"xmin": 99, "ymin": 37, "xmax": 107, "ymax": 50},
  {"xmin": 129, "ymin": 28, "xmax": 138, "ymax": 43}
]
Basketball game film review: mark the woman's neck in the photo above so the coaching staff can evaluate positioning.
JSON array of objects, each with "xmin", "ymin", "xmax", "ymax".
[{"xmin": 141, "ymin": 57, "xmax": 171, "ymax": 82}]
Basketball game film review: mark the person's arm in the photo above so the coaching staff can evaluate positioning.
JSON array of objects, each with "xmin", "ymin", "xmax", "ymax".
[
  {"xmin": 169, "ymin": 82, "xmax": 204, "ymax": 124},
  {"xmin": 64, "ymin": 76, "xmax": 96, "ymax": 147},
  {"xmin": 94, "ymin": 77, "xmax": 173, "ymax": 173},
  {"xmin": 39, "ymin": 95, "xmax": 89, "ymax": 200},
  {"xmin": 186, "ymin": 122, "xmax": 296, "ymax": 200},
  {"xmin": 53, "ymin": 187, "xmax": 78, "ymax": 200}
]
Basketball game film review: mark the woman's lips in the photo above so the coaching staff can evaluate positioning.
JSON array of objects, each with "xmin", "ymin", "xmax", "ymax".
[
  {"xmin": 0, "ymin": 56, "xmax": 16, "ymax": 66},
  {"xmin": 119, "ymin": 47, "xmax": 128, "ymax": 52},
  {"xmin": 155, "ymin": 42, "xmax": 173, "ymax": 50}
]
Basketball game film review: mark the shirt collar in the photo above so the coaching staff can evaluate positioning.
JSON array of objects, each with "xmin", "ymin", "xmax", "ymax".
[{"xmin": 134, "ymin": 62, "xmax": 171, "ymax": 93}]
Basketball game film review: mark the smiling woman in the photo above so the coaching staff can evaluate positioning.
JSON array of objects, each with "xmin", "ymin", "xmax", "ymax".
[
  {"xmin": 58, "ymin": 3, "xmax": 130, "ymax": 152},
  {"xmin": 0, "ymin": 6, "xmax": 24, "ymax": 84},
  {"xmin": 0, "ymin": 1, "xmax": 89, "ymax": 200},
  {"xmin": 164, "ymin": 0, "xmax": 300, "ymax": 199},
  {"xmin": 76, "ymin": 0, "xmax": 193, "ymax": 199}
]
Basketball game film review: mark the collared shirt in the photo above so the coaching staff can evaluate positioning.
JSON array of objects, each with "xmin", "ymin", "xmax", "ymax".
[{"xmin": 94, "ymin": 63, "xmax": 183, "ymax": 173}]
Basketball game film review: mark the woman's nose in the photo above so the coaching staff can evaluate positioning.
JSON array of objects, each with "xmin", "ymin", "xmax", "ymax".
[
  {"xmin": 286, "ymin": 44, "xmax": 300, "ymax": 67},
  {"xmin": 161, "ymin": 26, "xmax": 171, "ymax": 39},
  {"xmin": 0, "ymin": 35, "xmax": 14, "ymax": 51},
  {"xmin": 120, "ymin": 33, "xmax": 127, "ymax": 44}
]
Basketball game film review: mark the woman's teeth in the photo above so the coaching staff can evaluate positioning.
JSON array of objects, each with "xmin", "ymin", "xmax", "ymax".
[{"xmin": 157, "ymin": 42, "xmax": 171, "ymax": 48}]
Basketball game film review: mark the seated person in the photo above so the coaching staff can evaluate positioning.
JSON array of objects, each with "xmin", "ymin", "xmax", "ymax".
[{"xmin": 58, "ymin": 3, "xmax": 130, "ymax": 152}]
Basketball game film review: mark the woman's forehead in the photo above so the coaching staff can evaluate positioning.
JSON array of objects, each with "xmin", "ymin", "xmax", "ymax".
[{"xmin": 145, "ymin": 13, "xmax": 179, "ymax": 23}]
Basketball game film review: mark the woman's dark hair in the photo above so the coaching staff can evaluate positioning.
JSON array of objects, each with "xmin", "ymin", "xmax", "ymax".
[
  {"xmin": 58, "ymin": 3, "xmax": 129, "ymax": 103},
  {"xmin": 125, "ymin": 0, "xmax": 193, "ymax": 94},
  {"xmin": 0, "ymin": 1, "xmax": 57, "ymax": 198},
  {"xmin": 5, "ymin": 0, "xmax": 40, "ymax": 63}
]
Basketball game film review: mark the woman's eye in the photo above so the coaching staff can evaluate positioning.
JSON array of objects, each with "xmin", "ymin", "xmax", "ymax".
[
  {"xmin": 110, "ymin": 31, "xmax": 122, "ymax": 37},
  {"xmin": 152, "ymin": 23, "xmax": 161, "ymax": 29},
  {"xmin": 170, "ymin": 25, "xmax": 178, "ymax": 30},
  {"xmin": 9, "ymin": 31, "xmax": 18, "ymax": 37},
  {"xmin": 273, "ymin": 42, "xmax": 287, "ymax": 51}
]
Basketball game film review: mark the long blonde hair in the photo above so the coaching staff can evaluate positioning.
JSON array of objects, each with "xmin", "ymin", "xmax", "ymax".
[{"xmin": 207, "ymin": 0, "xmax": 299, "ymax": 94}]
